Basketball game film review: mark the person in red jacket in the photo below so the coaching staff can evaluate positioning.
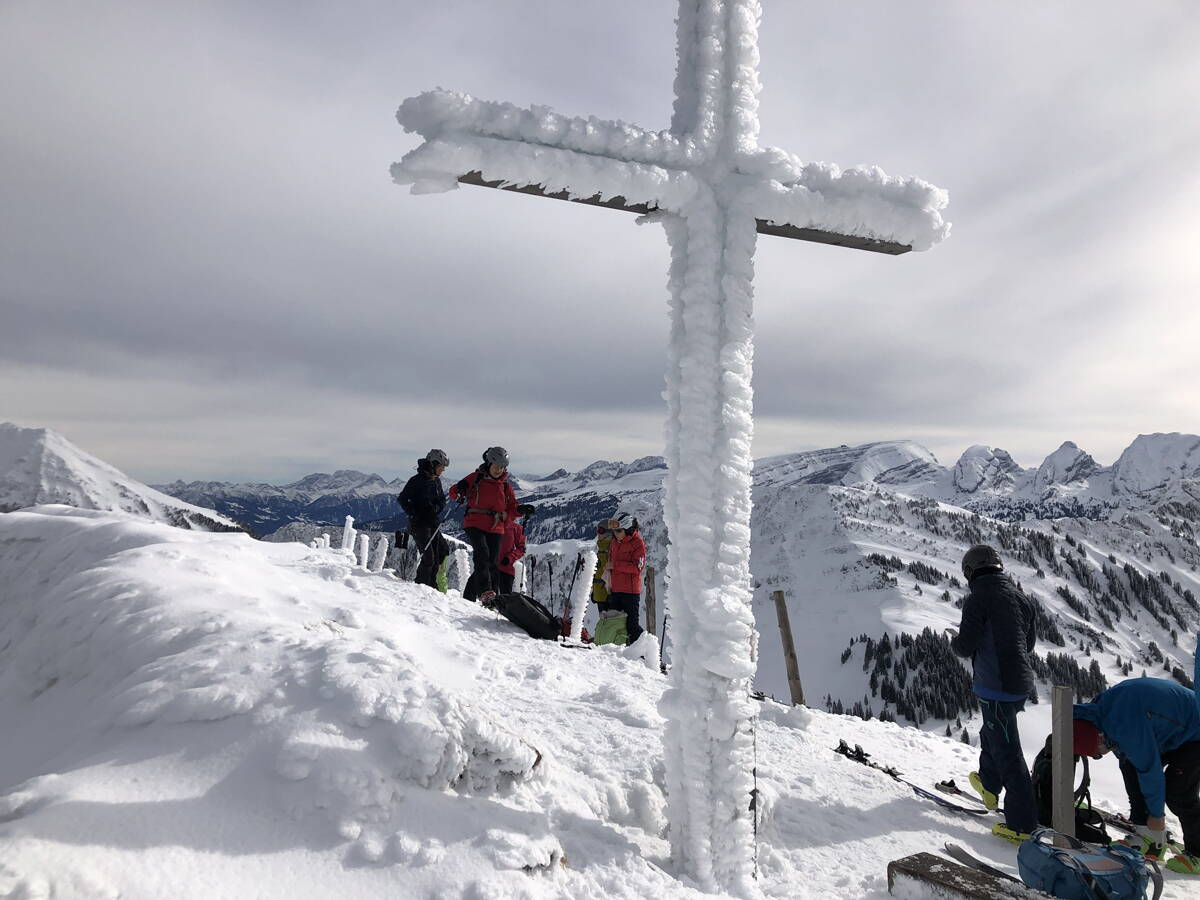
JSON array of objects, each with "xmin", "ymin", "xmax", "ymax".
[
  {"xmin": 496, "ymin": 504, "xmax": 535, "ymax": 595},
  {"xmin": 603, "ymin": 518, "xmax": 646, "ymax": 644},
  {"xmin": 448, "ymin": 446, "xmax": 519, "ymax": 603}
]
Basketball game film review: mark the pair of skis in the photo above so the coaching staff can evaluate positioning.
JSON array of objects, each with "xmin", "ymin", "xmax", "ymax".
[
  {"xmin": 937, "ymin": 775, "xmax": 1185, "ymax": 852},
  {"xmin": 831, "ymin": 742, "xmax": 1025, "ymax": 881},
  {"xmin": 836, "ymin": 739, "xmax": 1188, "ymax": 883},
  {"xmin": 832, "ymin": 741, "xmax": 991, "ymax": 817}
]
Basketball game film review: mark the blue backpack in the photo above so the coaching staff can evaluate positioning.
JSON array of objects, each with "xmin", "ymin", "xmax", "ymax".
[{"xmin": 1017, "ymin": 828, "xmax": 1162, "ymax": 900}]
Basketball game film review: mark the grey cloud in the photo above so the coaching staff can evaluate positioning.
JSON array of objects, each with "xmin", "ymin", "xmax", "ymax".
[{"xmin": 2, "ymin": 0, "xmax": 1197, "ymax": 482}]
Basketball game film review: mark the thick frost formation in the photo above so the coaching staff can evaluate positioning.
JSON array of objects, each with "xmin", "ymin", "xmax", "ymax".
[{"xmin": 391, "ymin": 1, "xmax": 950, "ymax": 892}]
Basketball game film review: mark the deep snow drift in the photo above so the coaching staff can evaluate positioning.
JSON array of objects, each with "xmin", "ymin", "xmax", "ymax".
[{"xmin": 1, "ymin": 506, "xmax": 1196, "ymax": 898}]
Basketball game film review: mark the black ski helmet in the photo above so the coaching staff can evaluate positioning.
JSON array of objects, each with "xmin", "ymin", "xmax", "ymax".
[
  {"xmin": 961, "ymin": 544, "xmax": 1003, "ymax": 580},
  {"xmin": 483, "ymin": 446, "xmax": 509, "ymax": 468},
  {"xmin": 425, "ymin": 449, "xmax": 449, "ymax": 468}
]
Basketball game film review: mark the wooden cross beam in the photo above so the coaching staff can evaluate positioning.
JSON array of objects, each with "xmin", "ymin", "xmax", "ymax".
[{"xmin": 457, "ymin": 171, "xmax": 912, "ymax": 255}]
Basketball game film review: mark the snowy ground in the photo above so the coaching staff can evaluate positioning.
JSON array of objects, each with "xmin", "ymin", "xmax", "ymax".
[{"xmin": 0, "ymin": 506, "xmax": 1192, "ymax": 899}]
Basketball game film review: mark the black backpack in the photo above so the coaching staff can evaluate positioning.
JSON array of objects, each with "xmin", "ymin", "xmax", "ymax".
[
  {"xmin": 492, "ymin": 593, "xmax": 561, "ymax": 641},
  {"xmin": 1030, "ymin": 734, "xmax": 1110, "ymax": 844}
]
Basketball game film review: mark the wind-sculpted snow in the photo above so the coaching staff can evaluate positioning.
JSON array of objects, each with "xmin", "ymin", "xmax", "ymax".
[{"xmin": 0, "ymin": 507, "xmax": 1197, "ymax": 897}]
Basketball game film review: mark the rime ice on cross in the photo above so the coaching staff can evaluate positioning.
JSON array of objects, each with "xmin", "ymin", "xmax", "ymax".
[{"xmin": 391, "ymin": 1, "xmax": 948, "ymax": 893}]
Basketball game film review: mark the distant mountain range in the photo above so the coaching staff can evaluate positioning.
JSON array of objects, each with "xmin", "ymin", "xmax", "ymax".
[
  {"xmin": 148, "ymin": 433, "xmax": 1200, "ymax": 545},
  {"xmin": 503, "ymin": 434, "xmax": 1199, "ymax": 721},
  {"xmin": 0, "ymin": 423, "xmax": 240, "ymax": 532},
  {"xmin": 6, "ymin": 421, "xmax": 1198, "ymax": 724},
  {"xmin": 155, "ymin": 470, "xmax": 408, "ymax": 535}
]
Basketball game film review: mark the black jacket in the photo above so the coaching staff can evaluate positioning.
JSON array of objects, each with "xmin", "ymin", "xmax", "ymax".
[
  {"xmin": 398, "ymin": 459, "xmax": 446, "ymax": 528},
  {"xmin": 951, "ymin": 571, "xmax": 1036, "ymax": 700}
]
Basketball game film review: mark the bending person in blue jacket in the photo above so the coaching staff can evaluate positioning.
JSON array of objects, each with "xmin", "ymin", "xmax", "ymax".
[
  {"xmin": 950, "ymin": 544, "xmax": 1038, "ymax": 844},
  {"xmin": 1073, "ymin": 677, "xmax": 1200, "ymax": 874}
]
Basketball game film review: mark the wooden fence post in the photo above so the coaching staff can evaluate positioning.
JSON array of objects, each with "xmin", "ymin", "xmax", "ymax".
[
  {"xmin": 645, "ymin": 565, "xmax": 657, "ymax": 636},
  {"xmin": 772, "ymin": 590, "xmax": 805, "ymax": 706},
  {"xmin": 1051, "ymin": 685, "xmax": 1075, "ymax": 838}
]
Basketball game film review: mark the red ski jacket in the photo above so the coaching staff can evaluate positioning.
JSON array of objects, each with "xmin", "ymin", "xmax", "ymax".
[
  {"xmin": 449, "ymin": 468, "xmax": 519, "ymax": 534},
  {"xmin": 497, "ymin": 519, "xmax": 526, "ymax": 575},
  {"xmin": 608, "ymin": 531, "xmax": 646, "ymax": 594}
]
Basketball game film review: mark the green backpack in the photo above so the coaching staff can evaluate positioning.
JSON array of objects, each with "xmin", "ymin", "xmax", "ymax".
[{"xmin": 593, "ymin": 609, "xmax": 628, "ymax": 646}]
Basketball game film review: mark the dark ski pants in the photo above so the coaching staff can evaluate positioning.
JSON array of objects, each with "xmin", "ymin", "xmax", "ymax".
[
  {"xmin": 978, "ymin": 697, "xmax": 1036, "ymax": 833},
  {"xmin": 464, "ymin": 527, "xmax": 502, "ymax": 601},
  {"xmin": 496, "ymin": 571, "xmax": 515, "ymax": 595},
  {"xmin": 1119, "ymin": 740, "xmax": 1200, "ymax": 854},
  {"xmin": 408, "ymin": 523, "xmax": 447, "ymax": 589},
  {"xmin": 607, "ymin": 591, "xmax": 643, "ymax": 645}
]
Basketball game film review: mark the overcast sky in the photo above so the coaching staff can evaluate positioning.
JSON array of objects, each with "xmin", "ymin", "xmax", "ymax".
[{"xmin": 2, "ymin": 1, "xmax": 1197, "ymax": 484}]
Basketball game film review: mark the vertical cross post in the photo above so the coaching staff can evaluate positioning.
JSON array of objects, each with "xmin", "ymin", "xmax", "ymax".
[
  {"xmin": 772, "ymin": 590, "xmax": 805, "ymax": 706},
  {"xmin": 645, "ymin": 565, "xmax": 658, "ymax": 637},
  {"xmin": 1051, "ymin": 685, "xmax": 1075, "ymax": 838},
  {"xmin": 390, "ymin": 2, "xmax": 947, "ymax": 891}
]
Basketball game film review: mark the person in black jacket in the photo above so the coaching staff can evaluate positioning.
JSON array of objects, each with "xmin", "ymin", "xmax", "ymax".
[
  {"xmin": 950, "ymin": 544, "xmax": 1038, "ymax": 843},
  {"xmin": 398, "ymin": 449, "xmax": 449, "ymax": 588}
]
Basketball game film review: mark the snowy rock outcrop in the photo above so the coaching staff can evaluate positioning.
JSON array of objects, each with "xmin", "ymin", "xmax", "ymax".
[
  {"xmin": 1033, "ymin": 441, "xmax": 1099, "ymax": 493},
  {"xmin": 1111, "ymin": 433, "xmax": 1200, "ymax": 498},
  {"xmin": 952, "ymin": 445, "xmax": 1024, "ymax": 494},
  {"xmin": 0, "ymin": 423, "xmax": 240, "ymax": 532}
]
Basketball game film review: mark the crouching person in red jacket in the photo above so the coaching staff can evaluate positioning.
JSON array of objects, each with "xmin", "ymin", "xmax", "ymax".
[
  {"xmin": 449, "ymin": 446, "xmax": 519, "ymax": 603},
  {"xmin": 603, "ymin": 519, "xmax": 646, "ymax": 645},
  {"xmin": 496, "ymin": 504, "xmax": 535, "ymax": 595}
]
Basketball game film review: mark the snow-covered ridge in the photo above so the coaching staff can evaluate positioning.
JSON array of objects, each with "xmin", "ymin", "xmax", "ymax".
[
  {"xmin": 754, "ymin": 441, "xmax": 942, "ymax": 489},
  {"xmin": 0, "ymin": 423, "xmax": 239, "ymax": 531},
  {"xmin": 2, "ymin": 506, "xmax": 1195, "ymax": 897}
]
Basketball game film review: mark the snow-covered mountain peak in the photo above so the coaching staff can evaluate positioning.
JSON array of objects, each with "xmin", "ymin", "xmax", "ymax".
[
  {"xmin": 287, "ymin": 469, "xmax": 395, "ymax": 495},
  {"xmin": 1112, "ymin": 432, "xmax": 1200, "ymax": 497},
  {"xmin": 952, "ymin": 444, "xmax": 1024, "ymax": 494},
  {"xmin": 755, "ymin": 440, "xmax": 941, "ymax": 489},
  {"xmin": 0, "ymin": 423, "xmax": 239, "ymax": 531},
  {"xmin": 1033, "ymin": 441, "xmax": 1100, "ymax": 491}
]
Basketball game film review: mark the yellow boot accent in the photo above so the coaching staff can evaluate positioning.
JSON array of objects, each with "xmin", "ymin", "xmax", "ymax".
[
  {"xmin": 969, "ymin": 771, "xmax": 999, "ymax": 811},
  {"xmin": 1166, "ymin": 851, "xmax": 1200, "ymax": 874},
  {"xmin": 992, "ymin": 823, "xmax": 1032, "ymax": 845}
]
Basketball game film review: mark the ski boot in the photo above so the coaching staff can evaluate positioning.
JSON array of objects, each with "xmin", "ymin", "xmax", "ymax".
[{"xmin": 968, "ymin": 771, "xmax": 999, "ymax": 811}]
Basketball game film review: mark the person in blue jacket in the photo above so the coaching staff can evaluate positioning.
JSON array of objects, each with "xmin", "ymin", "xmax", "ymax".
[
  {"xmin": 949, "ymin": 544, "xmax": 1038, "ymax": 844},
  {"xmin": 397, "ymin": 449, "xmax": 449, "ymax": 588},
  {"xmin": 1073, "ymin": 675, "xmax": 1200, "ymax": 874}
]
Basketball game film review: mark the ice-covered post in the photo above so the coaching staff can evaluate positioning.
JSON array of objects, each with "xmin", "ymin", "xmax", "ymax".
[
  {"xmin": 454, "ymin": 547, "xmax": 471, "ymax": 593},
  {"xmin": 370, "ymin": 534, "xmax": 390, "ymax": 572},
  {"xmin": 390, "ymin": 2, "xmax": 948, "ymax": 890},
  {"xmin": 568, "ymin": 549, "xmax": 598, "ymax": 643},
  {"xmin": 320, "ymin": 533, "xmax": 330, "ymax": 550},
  {"xmin": 356, "ymin": 532, "xmax": 371, "ymax": 568},
  {"xmin": 340, "ymin": 516, "xmax": 356, "ymax": 552}
]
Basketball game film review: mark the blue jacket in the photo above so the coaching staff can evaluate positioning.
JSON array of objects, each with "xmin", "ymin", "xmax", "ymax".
[
  {"xmin": 951, "ymin": 571, "xmax": 1036, "ymax": 701},
  {"xmin": 397, "ymin": 459, "xmax": 446, "ymax": 528},
  {"xmin": 1074, "ymin": 678, "xmax": 1200, "ymax": 818}
]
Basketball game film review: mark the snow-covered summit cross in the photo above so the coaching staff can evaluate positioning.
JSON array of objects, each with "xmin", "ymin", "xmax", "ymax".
[{"xmin": 391, "ymin": 2, "xmax": 948, "ymax": 893}]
